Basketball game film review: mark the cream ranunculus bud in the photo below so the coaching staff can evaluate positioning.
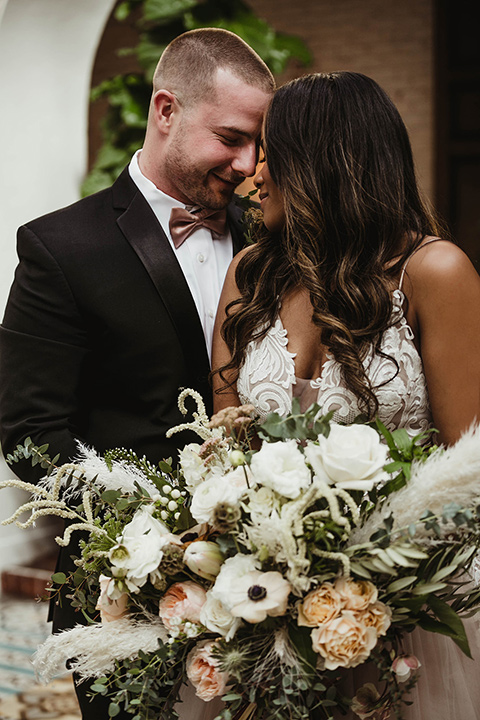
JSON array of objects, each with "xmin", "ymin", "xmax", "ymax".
[
  {"xmin": 304, "ymin": 424, "xmax": 388, "ymax": 492},
  {"xmin": 229, "ymin": 450, "xmax": 246, "ymax": 467},
  {"xmin": 184, "ymin": 541, "xmax": 225, "ymax": 581}
]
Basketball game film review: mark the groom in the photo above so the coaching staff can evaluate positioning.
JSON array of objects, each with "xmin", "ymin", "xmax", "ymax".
[{"xmin": 0, "ymin": 28, "xmax": 273, "ymax": 718}]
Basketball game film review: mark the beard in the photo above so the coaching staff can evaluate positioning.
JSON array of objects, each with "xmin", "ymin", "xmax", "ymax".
[{"xmin": 164, "ymin": 131, "xmax": 240, "ymax": 210}]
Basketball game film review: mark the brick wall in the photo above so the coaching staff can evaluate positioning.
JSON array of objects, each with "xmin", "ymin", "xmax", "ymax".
[{"xmin": 249, "ymin": 0, "xmax": 435, "ymax": 200}]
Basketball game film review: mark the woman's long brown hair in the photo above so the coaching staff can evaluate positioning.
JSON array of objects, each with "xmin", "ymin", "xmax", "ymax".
[{"xmin": 216, "ymin": 72, "xmax": 446, "ymax": 418}]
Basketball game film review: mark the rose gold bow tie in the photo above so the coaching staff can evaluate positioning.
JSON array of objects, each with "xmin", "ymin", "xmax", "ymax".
[{"xmin": 169, "ymin": 207, "xmax": 228, "ymax": 248}]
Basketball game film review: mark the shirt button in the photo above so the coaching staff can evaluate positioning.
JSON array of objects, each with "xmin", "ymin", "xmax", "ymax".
[
  {"xmin": 208, "ymin": 309, "xmax": 214, "ymax": 319},
  {"xmin": 197, "ymin": 253, "xmax": 205, "ymax": 263}
]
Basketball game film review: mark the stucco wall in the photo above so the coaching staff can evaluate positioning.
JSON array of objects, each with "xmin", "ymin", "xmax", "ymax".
[
  {"xmin": 250, "ymin": 0, "xmax": 435, "ymax": 200},
  {"xmin": 0, "ymin": 0, "xmax": 116, "ymax": 573}
]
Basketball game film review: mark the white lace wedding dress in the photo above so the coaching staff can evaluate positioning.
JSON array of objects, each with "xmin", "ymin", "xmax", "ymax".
[{"xmin": 234, "ymin": 278, "xmax": 480, "ymax": 719}]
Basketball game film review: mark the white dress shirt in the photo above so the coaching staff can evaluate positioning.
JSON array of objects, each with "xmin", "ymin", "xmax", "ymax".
[{"xmin": 128, "ymin": 150, "xmax": 233, "ymax": 360}]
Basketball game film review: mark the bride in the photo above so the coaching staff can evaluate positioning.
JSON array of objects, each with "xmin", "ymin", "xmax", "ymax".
[{"xmin": 211, "ymin": 72, "xmax": 480, "ymax": 718}]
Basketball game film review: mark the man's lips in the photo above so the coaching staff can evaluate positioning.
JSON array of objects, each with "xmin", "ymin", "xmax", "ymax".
[{"xmin": 212, "ymin": 173, "xmax": 243, "ymax": 188}]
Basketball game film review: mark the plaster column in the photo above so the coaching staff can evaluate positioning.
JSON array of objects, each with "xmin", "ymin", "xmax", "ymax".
[{"xmin": 0, "ymin": 0, "xmax": 116, "ymax": 572}]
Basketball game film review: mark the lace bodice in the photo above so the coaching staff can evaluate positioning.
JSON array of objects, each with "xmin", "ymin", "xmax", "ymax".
[{"xmin": 237, "ymin": 289, "xmax": 432, "ymax": 437}]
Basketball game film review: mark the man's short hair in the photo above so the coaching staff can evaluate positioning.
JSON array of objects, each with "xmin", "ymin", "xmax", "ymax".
[{"xmin": 152, "ymin": 28, "xmax": 275, "ymax": 105}]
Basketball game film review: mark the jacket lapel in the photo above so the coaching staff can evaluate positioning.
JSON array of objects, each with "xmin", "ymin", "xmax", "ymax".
[
  {"xmin": 112, "ymin": 170, "xmax": 211, "ymax": 389},
  {"xmin": 111, "ymin": 169, "xmax": 248, "ymax": 389}
]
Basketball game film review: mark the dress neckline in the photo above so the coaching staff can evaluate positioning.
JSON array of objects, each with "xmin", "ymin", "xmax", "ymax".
[{"xmin": 284, "ymin": 289, "xmax": 411, "ymax": 385}]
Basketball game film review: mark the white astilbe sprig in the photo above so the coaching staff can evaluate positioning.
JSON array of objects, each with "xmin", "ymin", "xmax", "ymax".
[
  {"xmin": 349, "ymin": 423, "xmax": 480, "ymax": 546},
  {"xmin": 38, "ymin": 442, "xmax": 159, "ymax": 502},
  {"xmin": 0, "ymin": 471, "xmax": 107, "ymax": 544},
  {"xmin": 274, "ymin": 479, "xmax": 358, "ymax": 592},
  {"xmin": 33, "ymin": 616, "xmax": 168, "ymax": 682},
  {"xmin": 166, "ymin": 388, "xmax": 218, "ymax": 441}
]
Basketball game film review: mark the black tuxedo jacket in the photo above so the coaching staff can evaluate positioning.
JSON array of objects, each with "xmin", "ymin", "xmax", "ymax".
[{"xmin": 0, "ymin": 167, "xmax": 246, "ymax": 629}]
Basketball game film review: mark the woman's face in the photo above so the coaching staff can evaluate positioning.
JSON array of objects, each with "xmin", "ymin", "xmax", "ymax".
[{"xmin": 254, "ymin": 161, "xmax": 286, "ymax": 233}]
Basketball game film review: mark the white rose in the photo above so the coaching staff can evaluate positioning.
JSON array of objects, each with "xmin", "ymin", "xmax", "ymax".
[
  {"xmin": 250, "ymin": 439, "xmax": 311, "ymax": 499},
  {"xmin": 199, "ymin": 590, "xmax": 242, "ymax": 640},
  {"xmin": 211, "ymin": 554, "xmax": 259, "ymax": 610},
  {"xmin": 246, "ymin": 486, "xmax": 279, "ymax": 519},
  {"xmin": 179, "ymin": 442, "xmax": 228, "ymax": 490},
  {"xmin": 190, "ymin": 474, "xmax": 246, "ymax": 524},
  {"xmin": 304, "ymin": 424, "xmax": 388, "ymax": 491},
  {"xmin": 178, "ymin": 443, "xmax": 205, "ymax": 488},
  {"xmin": 122, "ymin": 506, "xmax": 169, "ymax": 541},
  {"xmin": 109, "ymin": 508, "xmax": 171, "ymax": 591},
  {"xmin": 224, "ymin": 464, "xmax": 254, "ymax": 492}
]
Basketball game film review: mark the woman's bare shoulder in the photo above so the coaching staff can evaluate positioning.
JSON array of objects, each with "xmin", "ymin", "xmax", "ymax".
[{"xmin": 404, "ymin": 238, "xmax": 480, "ymax": 296}]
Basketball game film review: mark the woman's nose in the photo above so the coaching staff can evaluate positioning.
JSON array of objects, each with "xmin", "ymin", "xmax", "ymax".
[{"xmin": 254, "ymin": 167, "xmax": 264, "ymax": 188}]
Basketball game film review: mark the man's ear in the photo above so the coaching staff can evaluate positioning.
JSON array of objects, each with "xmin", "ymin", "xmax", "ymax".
[{"xmin": 152, "ymin": 89, "xmax": 180, "ymax": 135}]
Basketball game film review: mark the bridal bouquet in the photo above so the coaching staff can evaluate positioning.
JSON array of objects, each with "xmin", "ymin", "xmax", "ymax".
[{"xmin": 2, "ymin": 390, "xmax": 480, "ymax": 720}]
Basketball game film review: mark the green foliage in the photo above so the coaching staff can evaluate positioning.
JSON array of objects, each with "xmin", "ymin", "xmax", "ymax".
[
  {"xmin": 104, "ymin": 447, "xmax": 175, "ymax": 492},
  {"xmin": 258, "ymin": 398, "xmax": 333, "ymax": 443},
  {"xmin": 375, "ymin": 420, "xmax": 438, "ymax": 497},
  {"xmin": 82, "ymin": 0, "xmax": 311, "ymax": 196},
  {"xmin": 5, "ymin": 436, "xmax": 60, "ymax": 473},
  {"xmin": 5, "ymin": 405, "xmax": 480, "ymax": 720}
]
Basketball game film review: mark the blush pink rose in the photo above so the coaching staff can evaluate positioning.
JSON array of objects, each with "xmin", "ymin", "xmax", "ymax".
[
  {"xmin": 186, "ymin": 641, "xmax": 229, "ymax": 701},
  {"xmin": 95, "ymin": 575, "xmax": 128, "ymax": 623},
  {"xmin": 159, "ymin": 581, "xmax": 207, "ymax": 630}
]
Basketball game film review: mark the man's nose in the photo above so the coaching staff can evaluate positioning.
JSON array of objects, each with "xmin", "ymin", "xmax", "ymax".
[{"xmin": 231, "ymin": 143, "xmax": 258, "ymax": 178}]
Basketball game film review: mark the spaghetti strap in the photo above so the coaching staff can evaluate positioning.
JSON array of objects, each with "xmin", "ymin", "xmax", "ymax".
[{"xmin": 398, "ymin": 237, "xmax": 442, "ymax": 291}]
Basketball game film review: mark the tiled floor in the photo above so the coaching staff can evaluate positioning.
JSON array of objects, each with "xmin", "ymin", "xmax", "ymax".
[{"xmin": 0, "ymin": 596, "xmax": 80, "ymax": 720}]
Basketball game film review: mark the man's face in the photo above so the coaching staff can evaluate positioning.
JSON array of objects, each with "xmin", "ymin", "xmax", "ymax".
[{"xmin": 163, "ymin": 69, "xmax": 272, "ymax": 209}]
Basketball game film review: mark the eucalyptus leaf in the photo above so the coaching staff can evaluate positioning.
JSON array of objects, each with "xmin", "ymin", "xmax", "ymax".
[
  {"xmin": 101, "ymin": 490, "xmax": 122, "ymax": 504},
  {"xmin": 108, "ymin": 702, "xmax": 121, "ymax": 717},
  {"xmin": 51, "ymin": 572, "xmax": 67, "ymax": 584}
]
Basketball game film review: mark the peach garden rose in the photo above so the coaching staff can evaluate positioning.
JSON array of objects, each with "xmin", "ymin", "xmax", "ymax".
[
  {"xmin": 159, "ymin": 581, "xmax": 207, "ymax": 631},
  {"xmin": 335, "ymin": 577, "xmax": 378, "ymax": 611},
  {"xmin": 186, "ymin": 640, "xmax": 229, "ymax": 701},
  {"xmin": 297, "ymin": 582, "xmax": 343, "ymax": 627},
  {"xmin": 311, "ymin": 610, "xmax": 378, "ymax": 670},
  {"xmin": 361, "ymin": 600, "xmax": 392, "ymax": 637}
]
